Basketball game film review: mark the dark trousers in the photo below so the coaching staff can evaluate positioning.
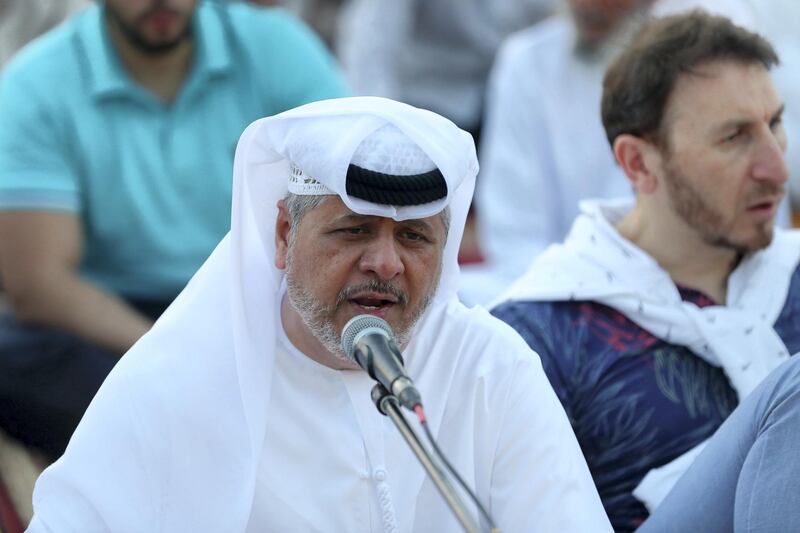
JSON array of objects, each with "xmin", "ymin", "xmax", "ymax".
[{"xmin": 0, "ymin": 299, "xmax": 169, "ymax": 460}]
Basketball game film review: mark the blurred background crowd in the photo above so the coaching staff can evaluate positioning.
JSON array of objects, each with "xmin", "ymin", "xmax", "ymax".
[{"xmin": 0, "ymin": 0, "xmax": 798, "ymax": 531}]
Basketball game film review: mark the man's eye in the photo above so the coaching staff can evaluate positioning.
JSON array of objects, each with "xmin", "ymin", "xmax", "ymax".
[
  {"xmin": 336, "ymin": 227, "xmax": 366, "ymax": 235},
  {"xmin": 770, "ymin": 116, "xmax": 783, "ymax": 131},
  {"xmin": 400, "ymin": 230, "xmax": 427, "ymax": 242},
  {"xmin": 723, "ymin": 130, "xmax": 741, "ymax": 143}
]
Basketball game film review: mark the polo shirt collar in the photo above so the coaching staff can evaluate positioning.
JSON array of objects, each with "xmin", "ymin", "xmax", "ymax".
[
  {"xmin": 79, "ymin": 1, "xmax": 232, "ymax": 99},
  {"xmin": 195, "ymin": 1, "xmax": 231, "ymax": 76}
]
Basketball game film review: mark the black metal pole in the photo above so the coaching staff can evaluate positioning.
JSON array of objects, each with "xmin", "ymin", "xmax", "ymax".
[{"xmin": 371, "ymin": 385, "xmax": 484, "ymax": 533}]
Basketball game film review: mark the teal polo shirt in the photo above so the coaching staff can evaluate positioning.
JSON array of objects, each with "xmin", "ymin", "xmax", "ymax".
[{"xmin": 0, "ymin": 1, "xmax": 348, "ymax": 301}]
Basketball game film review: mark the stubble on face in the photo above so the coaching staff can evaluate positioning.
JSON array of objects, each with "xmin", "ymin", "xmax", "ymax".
[
  {"xmin": 653, "ymin": 62, "xmax": 789, "ymax": 257},
  {"xmin": 569, "ymin": 0, "xmax": 645, "ymax": 50},
  {"xmin": 662, "ymin": 156, "xmax": 777, "ymax": 254},
  {"xmin": 105, "ymin": 1, "xmax": 194, "ymax": 56},
  {"xmin": 284, "ymin": 239, "xmax": 440, "ymax": 363}
]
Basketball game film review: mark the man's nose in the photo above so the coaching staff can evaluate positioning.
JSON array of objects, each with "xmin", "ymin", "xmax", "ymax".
[
  {"xmin": 359, "ymin": 234, "xmax": 404, "ymax": 280},
  {"xmin": 752, "ymin": 131, "xmax": 789, "ymax": 185}
]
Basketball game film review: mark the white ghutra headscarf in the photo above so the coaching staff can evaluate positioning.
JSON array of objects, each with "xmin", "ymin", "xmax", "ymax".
[{"xmin": 27, "ymin": 97, "xmax": 478, "ymax": 532}]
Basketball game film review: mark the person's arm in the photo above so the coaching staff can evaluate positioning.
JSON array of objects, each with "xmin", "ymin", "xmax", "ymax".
[
  {"xmin": 0, "ymin": 52, "xmax": 153, "ymax": 355},
  {"xmin": 0, "ymin": 210, "xmax": 152, "ymax": 354},
  {"xmin": 476, "ymin": 33, "xmax": 563, "ymax": 266}
]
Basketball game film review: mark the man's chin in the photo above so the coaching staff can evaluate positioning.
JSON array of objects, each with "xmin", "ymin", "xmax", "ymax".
[
  {"xmin": 711, "ymin": 227, "xmax": 774, "ymax": 254},
  {"xmin": 132, "ymin": 36, "xmax": 187, "ymax": 56},
  {"xmin": 745, "ymin": 222, "xmax": 776, "ymax": 252}
]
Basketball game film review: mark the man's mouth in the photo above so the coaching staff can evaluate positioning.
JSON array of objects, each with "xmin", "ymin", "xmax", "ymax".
[
  {"xmin": 349, "ymin": 293, "xmax": 399, "ymax": 315},
  {"xmin": 142, "ymin": 8, "xmax": 180, "ymax": 33},
  {"xmin": 338, "ymin": 281, "xmax": 407, "ymax": 307},
  {"xmin": 743, "ymin": 196, "xmax": 784, "ymax": 223},
  {"xmin": 746, "ymin": 197, "xmax": 780, "ymax": 213}
]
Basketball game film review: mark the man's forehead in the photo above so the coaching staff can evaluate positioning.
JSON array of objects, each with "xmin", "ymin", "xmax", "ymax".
[
  {"xmin": 313, "ymin": 195, "xmax": 445, "ymax": 231},
  {"xmin": 664, "ymin": 61, "xmax": 781, "ymax": 132}
]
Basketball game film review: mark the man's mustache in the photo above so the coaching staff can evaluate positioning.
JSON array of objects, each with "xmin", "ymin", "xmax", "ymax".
[
  {"xmin": 336, "ymin": 280, "xmax": 409, "ymax": 307},
  {"xmin": 745, "ymin": 184, "xmax": 784, "ymax": 204},
  {"xmin": 138, "ymin": 2, "xmax": 180, "ymax": 23}
]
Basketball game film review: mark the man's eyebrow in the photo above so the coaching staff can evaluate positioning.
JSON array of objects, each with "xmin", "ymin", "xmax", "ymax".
[
  {"xmin": 328, "ymin": 213, "xmax": 435, "ymax": 233},
  {"xmin": 400, "ymin": 219, "xmax": 435, "ymax": 233},
  {"xmin": 329, "ymin": 213, "xmax": 378, "ymax": 225},
  {"xmin": 714, "ymin": 103, "xmax": 785, "ymax": 134}
]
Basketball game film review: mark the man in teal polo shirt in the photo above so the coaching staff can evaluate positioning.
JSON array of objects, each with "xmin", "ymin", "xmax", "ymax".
[{"xmin": 0, "ymin": 0, "xmax": 348, "ymax": 459}]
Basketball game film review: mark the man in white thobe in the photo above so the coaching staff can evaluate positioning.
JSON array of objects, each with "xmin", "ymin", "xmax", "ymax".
[{"xmin": 25, "ymin": 97, "xmax": 611, "ymax": 532}]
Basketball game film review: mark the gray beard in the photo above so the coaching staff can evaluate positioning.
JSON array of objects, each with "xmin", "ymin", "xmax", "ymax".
[
  {"xmin": 284, "ymin": 266, "xmax": 439, "ymax": 364},
  {"xmin": 285, "ymin": 278, "xmax": 348, "ymax": 362}
]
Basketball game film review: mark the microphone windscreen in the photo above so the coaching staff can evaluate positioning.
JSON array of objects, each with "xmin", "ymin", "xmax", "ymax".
[{"xmin": 341, "ymin": 314, "xmax": 393, "ymax": 359}]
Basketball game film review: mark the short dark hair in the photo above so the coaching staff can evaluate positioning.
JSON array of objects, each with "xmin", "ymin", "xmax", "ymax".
[{"xmin": 601, "ymin": 10, "xmax": 779, "ymax": 147}]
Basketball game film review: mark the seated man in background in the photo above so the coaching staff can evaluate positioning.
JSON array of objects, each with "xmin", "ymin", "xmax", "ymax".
[
  {"xmin": 492, "ymin": 11, "xmax": 800, "ymax": 531},
  {"xmin": 0, "ymin": 0, "xmax": 347, "ymax": 459},
  {"xmin": 26, "ymin": 97, "xmax": 611, "ymax": 532},
  {"xmin": 464, "ymin": 0, "xmax": 796, "ymax": 306},
  {"xmin": 461, "ymin": 0, "xmax": 655, "ymax": 305},
  {"xmin": 336, "ymin": 0, "xmax": 556, "ymax": 143}
]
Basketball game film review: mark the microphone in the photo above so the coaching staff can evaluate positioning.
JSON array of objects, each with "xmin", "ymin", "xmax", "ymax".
[{"xmin": 341, "ymin": 314, "xmax": 422, "ymax": 409}]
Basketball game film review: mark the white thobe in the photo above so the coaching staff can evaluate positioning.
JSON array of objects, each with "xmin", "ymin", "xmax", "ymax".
[
  {"xmin": 462, "ymin": 17, "xmax": 631, "ymax": 306},
  {"xmin": 336, "ymin": 0, "xmax": 556, "ymax": 130},
  {"xmin": 245, "ymin": 299, "xmax": 612, "ymax": 532}
]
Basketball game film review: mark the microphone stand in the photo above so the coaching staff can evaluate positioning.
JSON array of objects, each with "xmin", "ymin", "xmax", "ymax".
[{"xmin": 371, "ymin": 384, "xmax": 484, "ymax": 533}]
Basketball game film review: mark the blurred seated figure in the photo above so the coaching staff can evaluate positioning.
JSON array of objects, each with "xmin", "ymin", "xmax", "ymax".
[
  {"xmin": 336, "ymin": 0, "xmax": 556, "ymax": 142},
  {"xmin": 492, "ymin": 11, "xmax": 800, "ymax": 530},
  {"xmin": 461, "ymin": 0, "xmax": 654, "ymax": 305},
  {"xmin": 0, "ymin": 0, "xmax": 88, "ymax": 68},
  {"xmin": 0, "ymin": 0, "xmax": 347, "ymax": 460}
]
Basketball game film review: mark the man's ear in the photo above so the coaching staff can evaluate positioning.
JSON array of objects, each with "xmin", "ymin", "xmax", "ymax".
[
  {"xmin": 275, "ymin": 199, "xmax": 291, "ymax": 270},
  {"xmin": 613, "ymin": 134, "xmax": 661, "ymax": 195}
]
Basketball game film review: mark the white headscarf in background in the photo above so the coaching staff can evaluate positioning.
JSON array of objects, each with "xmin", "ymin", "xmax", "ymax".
[
  {"xmin": 27, "ymin": 97, "xmax": 478, "ymax": 532},
  {"xmin": 495, "ymin": 198, "xmax": 800, "ymax": 511}
]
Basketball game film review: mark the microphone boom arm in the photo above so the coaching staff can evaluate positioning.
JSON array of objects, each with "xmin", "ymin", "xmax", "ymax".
[{"xmin": 371, "ymin": 384, "xmax": 485, "ymax": 533}]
